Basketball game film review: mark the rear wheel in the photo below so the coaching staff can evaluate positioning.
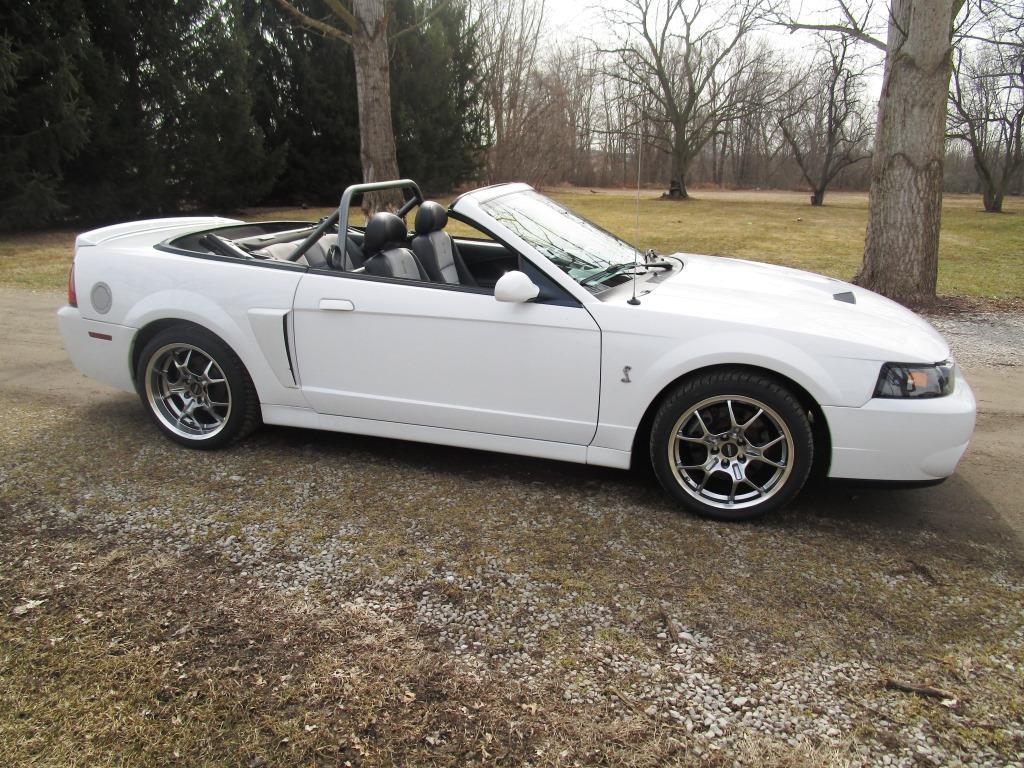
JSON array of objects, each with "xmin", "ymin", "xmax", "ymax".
[
  {"xmin": 136, "ymin": 325, "xmax": 260, "ymax": 449},
  {"xmin": 650, "ymin": 370, "xmax": 814, "ymax": 521}
]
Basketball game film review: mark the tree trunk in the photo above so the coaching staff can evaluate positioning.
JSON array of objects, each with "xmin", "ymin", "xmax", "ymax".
[
  {"xmin": 351, "ymin": 0, "xmax": 403, "ymax": 214},
  {"xmin": 854, "ymin": 0, "xmax": 960, "ymax": 304},
  {"xmin": 666, "ymin": 141, "xmax": 690, "ymax": 199},
  {"xmin": 982, "ymin": 186, "xmax": 1003, "ymax": 213},
  {"xmin": 810, "ymin": 188, "xmax": 825, "ymax": 206}
]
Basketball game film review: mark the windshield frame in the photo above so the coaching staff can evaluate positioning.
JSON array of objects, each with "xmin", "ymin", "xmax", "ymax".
[
  {"xmin": 451, "ymin": 184, "xmax": 654, "ymax": 305},
  {"xmin": 474, "ymin": 188, "xmax": 645, "ymax": 291}
]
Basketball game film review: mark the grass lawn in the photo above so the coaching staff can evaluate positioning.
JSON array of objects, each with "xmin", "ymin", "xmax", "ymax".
[{"xmin": 1, "ymin": 188, "xmax": 1020, "ymax": 299}]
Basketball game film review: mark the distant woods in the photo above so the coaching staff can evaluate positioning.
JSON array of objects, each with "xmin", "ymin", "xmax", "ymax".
[{"xmin": 0, "ymin": 0, "xmax": 1020, "ymax": 230}]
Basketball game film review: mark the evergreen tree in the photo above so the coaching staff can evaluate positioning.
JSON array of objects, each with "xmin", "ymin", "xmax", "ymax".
[
  {"xmin": 0, "ymin": 0, "xmax": 96, "ymax": 226},
  {"xmin": 391, "ymin": 0, "xmax": 484, "ymax": 192},
  {"xmin": 61, "ymin": 0, "xmax": 171, "ymax": 219},
  {"xmin": 235, "ymin": 0, "xmax": 362, "ymax": 206},
  {"xmin": 0, "ymin": 0, "xmax": 486, "ymax": 228},
  {"xmin": 160, "ymin": 0, "xmax": 285, "ymax": 211}
]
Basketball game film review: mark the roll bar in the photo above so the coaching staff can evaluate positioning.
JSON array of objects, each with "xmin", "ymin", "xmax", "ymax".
[{"xmin": 288, "ymin": 179, "xmax": 423, "ymax": 264}]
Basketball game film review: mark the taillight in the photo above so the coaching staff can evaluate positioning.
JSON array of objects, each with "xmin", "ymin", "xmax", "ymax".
[{"xmin": 67, "ymin": 262, "xmax": 77, "ymax": 307}]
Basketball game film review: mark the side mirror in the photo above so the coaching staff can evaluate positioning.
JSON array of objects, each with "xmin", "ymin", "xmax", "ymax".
[{"xmin": 494, "ymin": 270, "xmax": 540, "ymax": 303}]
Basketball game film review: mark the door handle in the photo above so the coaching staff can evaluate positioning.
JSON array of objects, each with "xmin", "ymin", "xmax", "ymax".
[{"xmin": 318, "ymin": 299, "xmax": 355, "ymax": 312}]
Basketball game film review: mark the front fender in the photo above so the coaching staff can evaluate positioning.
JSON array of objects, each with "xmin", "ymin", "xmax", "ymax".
[
  {"xmin": 640, "ymin": 331, "xmax": 867, "ymax": 407},
  {"xmin": 592, "ymin": 329, "xmax": 880, "ymax": 453}
]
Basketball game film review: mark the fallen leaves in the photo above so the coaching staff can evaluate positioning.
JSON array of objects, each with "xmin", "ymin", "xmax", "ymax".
[{"xmin": 11, "ymin": 598, "xmax": 46, "ymax": 616}]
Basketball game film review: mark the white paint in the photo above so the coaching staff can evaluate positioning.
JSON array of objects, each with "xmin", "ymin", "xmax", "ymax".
[
  {"xmin": 291, "ymin": 272, "xmax": 602, "ymax": 444},
  {"xmin": 60, "ymin": 186, "xmax": 976, "ymax": 484},
  {"xmin": 494, "ymin": 270, "xmax": 541, "ymax": 302}
]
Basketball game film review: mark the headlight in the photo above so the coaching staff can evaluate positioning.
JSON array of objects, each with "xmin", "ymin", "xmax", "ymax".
[{"xmin": 874, "ymin": 360, "xmax": 955, "ymax": 399}]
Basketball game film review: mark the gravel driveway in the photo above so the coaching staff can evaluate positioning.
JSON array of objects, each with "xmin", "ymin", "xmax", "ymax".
[
  {"xmin": 2, "ymin": 289, "xmax": 1022, "ymax": 767},
  {"xmin": 928, "ymin": 311, "xmax": 1024, "ymax": 369}
]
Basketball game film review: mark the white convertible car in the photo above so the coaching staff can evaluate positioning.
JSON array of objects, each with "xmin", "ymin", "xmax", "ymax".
[{"xmin": 59, "ymin": 180, "xmax": 976, "ymax": 520}]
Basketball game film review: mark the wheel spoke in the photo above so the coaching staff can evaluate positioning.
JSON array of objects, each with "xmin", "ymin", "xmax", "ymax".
[
  {"xmin": 201, "ymin": 404, "xmax": 225, "ymax": 424},
  {"xmin": 161, "ymin": 393, "xmax": 182, "ymax": 408},
  {"xmin": 750, "ymin": 455, "xmax": 786, "ymax": 469},
  {"xmin": 694, "ymin": 411, "xmax": 712, "ymax": 437},
  {"xmin": 741, "ymin": 408, "xmax": 763, "ymax": 430},
  {"xmin": 727, "ymin": 400, "xmax": 738, "ymax": 429},
  {"xmin": 677, "ymin": 460, "xmax": 709, "ymax": 470},
  {"xmin": 173, "ymin": 349, "xmax": 193, "ymax": 374},
  {"xmin": 754, "ymin": 434, "xmax": 785, "ymax": 451},
  {"xmin": 201, "ymin": 360, "xmax": 226, "ymax": 385}
]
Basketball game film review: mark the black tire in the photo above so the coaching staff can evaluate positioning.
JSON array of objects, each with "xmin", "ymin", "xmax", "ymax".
[
  {"xmin": 135, "ymin": 324, "xmax": 260, "ymax": 449},
  {"xmin": 649, "ymin": 369, "xmax": 814, "ymax": 521}
]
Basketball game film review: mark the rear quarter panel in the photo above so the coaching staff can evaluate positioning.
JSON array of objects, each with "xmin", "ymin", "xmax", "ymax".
[{"xmin": 72, "ymin": 239, "xmax": 307, "ymax": 408}]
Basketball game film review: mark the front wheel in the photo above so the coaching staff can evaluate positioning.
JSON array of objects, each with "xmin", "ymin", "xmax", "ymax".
[
  {"xmin": 136, "ymin": 325, "xmax": 260, "ymax": 449},
  {"xmin": 649, "ymin": 370, "xmax": 814, "ymax": 521}
]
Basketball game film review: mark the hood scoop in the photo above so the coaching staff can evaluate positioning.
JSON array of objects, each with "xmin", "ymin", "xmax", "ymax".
[{"xmin": 833, "ymin": 291, "xmax": 857, "ymax": 305}]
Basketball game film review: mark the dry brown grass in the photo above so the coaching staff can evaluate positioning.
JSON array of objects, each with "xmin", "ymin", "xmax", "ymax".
[{"xmin": 0, "ymin": 536, "xmax": 707, "ymax": 767}]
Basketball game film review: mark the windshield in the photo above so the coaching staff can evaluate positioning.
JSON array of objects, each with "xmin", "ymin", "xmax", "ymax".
[{"xmin": 480, "ymin": 190, "xmax": 642, "ymax": 286}]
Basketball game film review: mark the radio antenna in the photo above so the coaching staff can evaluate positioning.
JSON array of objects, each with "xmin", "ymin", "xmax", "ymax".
[{"xmin": 628, "ymin": 104, "xmax": 644, "ymax": 306}]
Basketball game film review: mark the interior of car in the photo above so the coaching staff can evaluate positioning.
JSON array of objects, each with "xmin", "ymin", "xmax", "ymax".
[{"xmin": 169, "ymin": 198, "xmax": 520, "ymax": 292}]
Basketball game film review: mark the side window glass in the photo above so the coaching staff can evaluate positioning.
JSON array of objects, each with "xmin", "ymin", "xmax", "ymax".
[{"xmin": 519, "ymin": 257, "xmax": 579, "ymax": 307}]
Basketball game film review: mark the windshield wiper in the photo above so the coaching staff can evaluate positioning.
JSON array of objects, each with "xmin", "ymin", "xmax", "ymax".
[
  {"xmin": 581, "ymin": 257, "xmax": 674, "ymax": 286},
  {"xmin": 581, "ymin": 262, "xmax": 641, "ymax": 286}
]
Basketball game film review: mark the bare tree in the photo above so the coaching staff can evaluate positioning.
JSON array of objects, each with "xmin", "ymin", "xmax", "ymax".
[
  {"xmin": 948, "ymin": 9, "xmax": 1024, "ymax": 212},
  {"xmin": 592, "ymin": 71, "xmax": 647, "ymax": 185},
  {"xmin": 778, "ymin": 36, "xmax": 873, "ymax": 205},
  {"xmin": 547, "ymin": 43, "xmax": 602, "ymax": 185},
  {"xmin": 601, "ymin": 0, "xmax": 770, "ymax": 199},
  {"xmin": 725, "ymin": 57, "xmax": 792, "ymax": 188},
  {"xmin": 781, "ymin": 0, "xmax": 967, "ymax": 304},
  {"xmin": 272, "ymin": 0, "xmax": 451, "ymax": 211},
  {"xmin": 473, "ymin": 0, "xmax": 563, "ymax": 184}
]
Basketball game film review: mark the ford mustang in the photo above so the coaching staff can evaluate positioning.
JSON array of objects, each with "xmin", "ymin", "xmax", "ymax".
[{"xmin": 58, "ymin": 180, "xmax": 976, "ymax": 520}]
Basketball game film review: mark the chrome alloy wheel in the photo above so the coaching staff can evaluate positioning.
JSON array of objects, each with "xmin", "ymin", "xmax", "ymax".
[
  {"xmin": 668, "ymin": 395, "xmax": 794, "ymax": 510},
  {"xmin": 144, "ymin": 343, "xmax": 232, "ymax": 440}
]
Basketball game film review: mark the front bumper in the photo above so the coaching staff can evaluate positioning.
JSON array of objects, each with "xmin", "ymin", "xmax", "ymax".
[
  {"xmin": 823, "ymin": 373, "xmax": 976, "ymax": 481},
  {"xmin": 57, "ymin": 306, "xmax": 137, "ymax": 393}
]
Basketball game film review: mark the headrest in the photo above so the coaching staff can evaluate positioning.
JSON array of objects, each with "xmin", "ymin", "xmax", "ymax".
[
  {"xmin": 414, "ymin": 201, "xmax": 448, "ymax": 235},
  {"xmin": 363, "ymin": 212, "xmax": 408, "ymax": 254}
]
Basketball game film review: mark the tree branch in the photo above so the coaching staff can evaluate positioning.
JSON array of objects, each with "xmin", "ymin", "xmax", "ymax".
[
  {"xmin": 782, "ymin": 21, "xmax": 886, "ymax": 52},
  {"xmin": 390, "ymin": 0, "xmax": 455, "ymax": 42},
  {"xmin": 273, "ymin": 0, "xmax": 353, "ymax": 44}
]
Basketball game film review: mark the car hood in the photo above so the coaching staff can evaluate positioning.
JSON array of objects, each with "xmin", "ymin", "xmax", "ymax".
[{"xmin": 638, "ymin": 253, "xmax": 950, "ymax": 363}]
